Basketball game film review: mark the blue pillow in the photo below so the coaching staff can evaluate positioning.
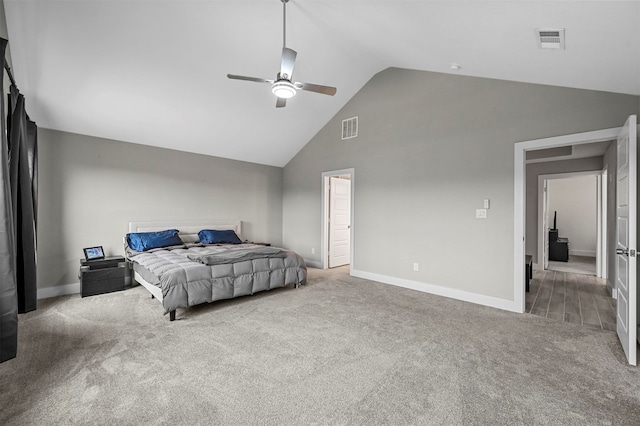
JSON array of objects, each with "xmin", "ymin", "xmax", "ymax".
[
  {"xmin": 198, "ymin": 229, "xmax": 242, "ymax": 245},
  {"xmin": 127, "ymin": 229, "xmax": 183, "ymax": 252}
]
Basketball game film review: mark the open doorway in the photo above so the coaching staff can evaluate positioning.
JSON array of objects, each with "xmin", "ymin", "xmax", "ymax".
[
  {"xmin": 514, "ymin": 116, "xmax": 637, "ymax": 366},
  {"xmin": 321, "ymin": 169, "xmax": 354, "ymax": 270},
  {"xmin": 530, "ymin": 164, "xmax": 613, "ymax": 331},
  {"xmin": 517, "ymin": 130, "xmax": 619, "ymax": 313},
  {"xmin": 539, "ymin": 172, "xmax": 604, "ymax": 277}
]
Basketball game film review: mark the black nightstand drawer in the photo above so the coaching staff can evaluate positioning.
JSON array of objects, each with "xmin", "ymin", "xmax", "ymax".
[{"xmin": 80, "ymin": 263, "xmax": 126, "ymax": 297}]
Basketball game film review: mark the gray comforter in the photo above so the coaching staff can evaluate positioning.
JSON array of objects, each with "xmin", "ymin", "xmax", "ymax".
[
  {"xmin": 129, "ymin": 244, "xmax": 307, "ymax": 314},
  {"xmin": 188, "ymin": 246, "xmax": 286, "ymax": 265}
]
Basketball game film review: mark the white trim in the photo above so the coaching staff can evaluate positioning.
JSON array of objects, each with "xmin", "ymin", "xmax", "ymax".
[
  {"xmin": 535, "ymin": 178, "xmax": 545, "ymax": 271},
  {"xmin": 596, "ymin": 171, "xmax": 603, "ymax": 277},
  {"xmin": 533, "ymin": 178, "xmax": 548, "ymax": 271},
  {"xmin": 514, "ymin": 142, "xmax": 526, "ymax": 313},
  {"xmin": 304, "ymin": 259, "xmax": 322, "ymax": 269},
  {"xmin": 600, "ymin": 167, "xmax": 608, "ymax": 279},
  {"xmin": 351, "ymin": 269, "xmax": 519, "ymax": 313},
  {"xmin": 37, "ymin": 283, "xmax": 80, "ymax": 299},
  {"xmin": 515, "ymin": 126, "xmax": 621, "ymax": 315},
  {"xmin": 321, "ymin": 168, "xmax": 355, "ymax": 270}
]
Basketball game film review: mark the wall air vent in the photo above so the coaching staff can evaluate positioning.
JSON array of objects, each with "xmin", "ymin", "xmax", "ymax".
[
  {"xmin": 535, "ymin": 28, "xmax": 565, "ymax": 49},
  {"xmin": 342, "ymin": 116, "xmax": 358, "ymax": 140}
]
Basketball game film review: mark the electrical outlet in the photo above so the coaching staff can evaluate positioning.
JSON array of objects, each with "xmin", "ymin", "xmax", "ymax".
[
  {"xmin": 311, "ymin": 248, "xmax": 315, "ymax": 254},
  {"xmin": 476, "ymin": 209, "xmax": 487, "ymax": 219},
  {"xmin": 483, "ymin": 199, "xmax": 490, "ymax": 209},
  {"xmin": 413, "ymin": 263, "xmax": 419, "ymax": 271}
]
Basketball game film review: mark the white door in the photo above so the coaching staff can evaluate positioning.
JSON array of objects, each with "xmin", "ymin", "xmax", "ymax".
[
  {"xmin": 615, "ymin": 114, "xmax": 637, "ymax": 366},
  {"xmin": 329, "ymin": 177, "xmax": 351, "ymax": 268}
]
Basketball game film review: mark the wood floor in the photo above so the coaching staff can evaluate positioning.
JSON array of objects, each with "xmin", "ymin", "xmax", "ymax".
[
  {"xmin": 526, "ymin": 269, "xmax": 616, "ymax": 332},
  {"xmin": 547, "ymin": 254, "xmax": 597, "ymax": 275}
]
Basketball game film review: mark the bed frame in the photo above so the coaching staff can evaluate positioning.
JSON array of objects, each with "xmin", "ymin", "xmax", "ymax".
[{"xmin": 126, "ymin": 220, "xmax": 243, "ymax": 321}]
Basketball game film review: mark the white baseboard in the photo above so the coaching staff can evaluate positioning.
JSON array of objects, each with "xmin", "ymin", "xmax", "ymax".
[
  {"xmin": 569, "ymin": 250, "xmax": 596, "ymax": 257},
  {"xmin": 37, "ymin": 283, "xmax": 80, "ymax": 299},
  {"xmin": 350, "ymin": 269, "xmax": 519, "ymax": 313},
  {"xmin": 304, "ymin": 259, "xmax": 322, "ymax": 269}
]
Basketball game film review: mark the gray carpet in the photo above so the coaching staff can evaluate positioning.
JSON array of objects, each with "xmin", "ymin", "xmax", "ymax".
[{"xmin": 1, "ymin": 267, "xmax": 639, "ymax": 425}]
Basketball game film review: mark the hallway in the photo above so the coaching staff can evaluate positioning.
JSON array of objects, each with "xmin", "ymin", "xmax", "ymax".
[
  {"xmin": 547, "ymin": 255, "xmax": 596, "ymax": 276},
  {"xmin": 526, "ymin": 269, "xmax": 615, "ymax": 331}
]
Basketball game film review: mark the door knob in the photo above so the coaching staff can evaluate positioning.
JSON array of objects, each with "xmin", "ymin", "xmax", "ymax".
[{"xmin": 616, "ymin": 248, "xmax": 629, "ymax": 256}]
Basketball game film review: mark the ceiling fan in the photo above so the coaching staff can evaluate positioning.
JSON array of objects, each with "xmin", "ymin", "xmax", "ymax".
[{"xmin": 227, "ymin": 0, "xmax": 337, "ymax": 108}]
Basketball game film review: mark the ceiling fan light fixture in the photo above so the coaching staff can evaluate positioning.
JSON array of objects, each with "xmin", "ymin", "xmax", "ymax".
[
  {"xmin": 227, "ymin": 0, "xmax": 336, "ymax": 107},
  {"xmin": 272, "ymin": 80, "xmax": 297, "ymax": 98}
]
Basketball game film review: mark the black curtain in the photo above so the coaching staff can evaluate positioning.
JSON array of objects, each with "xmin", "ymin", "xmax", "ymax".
[
  {"xmin": 9, "ymin": 85, "xmax": 38, "ymax": 314},
  {"xmin": 0, "ymin": 36, "xmax": 38, "ymax": 363},
  {"xmin": 0, "ymin": 37, "xmax": 18, "ymax": 363}
]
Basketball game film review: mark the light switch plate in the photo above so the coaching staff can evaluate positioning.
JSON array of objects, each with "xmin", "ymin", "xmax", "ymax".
[
  {"xmin": 476, "ymin": 209, "xmax": 487, "ymax": 219},
  {"xmin": 483, "ymin": 199, "xmax": 490, "ymax": 209}
]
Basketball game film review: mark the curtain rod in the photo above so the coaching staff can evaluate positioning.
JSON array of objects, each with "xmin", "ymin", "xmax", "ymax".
[{"xmin": 4, "ymin": 63, "xmax": 17, "ymax": 88}]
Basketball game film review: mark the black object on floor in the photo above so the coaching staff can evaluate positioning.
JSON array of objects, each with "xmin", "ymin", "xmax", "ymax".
[{"xmin": 549, "ymin": 238, "xmax": 569, "ymax": 262}]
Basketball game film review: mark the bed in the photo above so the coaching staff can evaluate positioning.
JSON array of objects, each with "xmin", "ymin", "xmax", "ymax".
[{"xmin": 125, "ymin": 220, "xmax": 307, "ymax": 321}]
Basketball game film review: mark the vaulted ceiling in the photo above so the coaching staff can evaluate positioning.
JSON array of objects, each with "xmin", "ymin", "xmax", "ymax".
[{"xmin": 4, "ymin": 0, "xmax": 640, "ymax": 167}]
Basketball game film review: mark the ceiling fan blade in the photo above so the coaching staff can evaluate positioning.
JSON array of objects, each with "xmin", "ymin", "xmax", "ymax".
[
  {"xmin": 279, "ymin": 48, "xmax": 297, "ymax": 79},
  {"xmin": 227, "ymin": 74, "xmax": 274, "ymax": 84},
  {"xmin": 276, "ymin": 97, "xmax": 287, "ymax": 108},
  {"xmin": 295, "ymin": 82, "xmax": 337, "ymax": 96}
]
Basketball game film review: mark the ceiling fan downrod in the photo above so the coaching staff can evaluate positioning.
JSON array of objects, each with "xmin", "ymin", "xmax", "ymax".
[
  {"xmin": 226, "ymin": 0, "xmax": 336, "ymax": 108},
  {"xmin": 282, "ymin": 0, "xmax": 289, "ymax": 49}
]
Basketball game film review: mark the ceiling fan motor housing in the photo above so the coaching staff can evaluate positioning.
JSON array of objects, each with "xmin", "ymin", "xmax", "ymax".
[{"xmin": 272, "ymin": 79, "xmax": 297, "ymax": 98}]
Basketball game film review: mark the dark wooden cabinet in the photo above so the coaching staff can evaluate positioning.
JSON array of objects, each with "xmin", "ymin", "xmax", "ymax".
[{"xmin": 79, "ymin": 256, "xmax": 126, "ymax": 297}]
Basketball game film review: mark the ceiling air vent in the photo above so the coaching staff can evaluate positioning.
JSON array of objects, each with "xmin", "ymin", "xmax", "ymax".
[
  {"xmin": 342, "ymin": 116, "xmax": 358, "ymax": 140},
  {"xmin": 535, "ymin": 28, "xmax": 565, "ymax": 49}
]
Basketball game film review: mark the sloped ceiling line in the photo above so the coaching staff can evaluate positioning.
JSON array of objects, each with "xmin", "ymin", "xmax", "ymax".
[{"xmin": 4, "ymin": 0, "xmax": 639, "ymax": 167}]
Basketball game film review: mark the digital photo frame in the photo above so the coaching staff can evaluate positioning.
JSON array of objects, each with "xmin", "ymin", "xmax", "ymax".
[{"xmin": 83, "ymin": 246, "xmax": 105, "ymax": 261}]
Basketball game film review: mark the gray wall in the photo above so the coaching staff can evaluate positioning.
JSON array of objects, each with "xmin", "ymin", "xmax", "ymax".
[
  {"xmin": 38, "ymin": 129, "xmax": 283, "ymax": 291},
  {"xmin": 525, "ymin": 157, "xmax": 603, "ymax": 264},
  {"xmin": 0, "ymin": 0, "xmax": 10, "ymax": 111},
  {"xmin": 283, "ymin": 67, "xmax": 639, "ymax": 302}
]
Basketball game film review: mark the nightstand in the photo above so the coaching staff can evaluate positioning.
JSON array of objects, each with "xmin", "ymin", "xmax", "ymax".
[{"xmin": 79, "ymin": 256, "xmax": 126, "ymax": 297}]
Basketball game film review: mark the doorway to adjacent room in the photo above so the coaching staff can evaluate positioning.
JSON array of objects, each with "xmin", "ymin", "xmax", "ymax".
[
  {"xmin": 540, "ymin": 172, "xmax": 603, "ymax": 277},
  {"xmin": 321, "ymin": 169, "xmax": 354, "ymax": 270},
  {"xmin": 514, "ymin": 116, "xmax": 637, "ymax": 366}
]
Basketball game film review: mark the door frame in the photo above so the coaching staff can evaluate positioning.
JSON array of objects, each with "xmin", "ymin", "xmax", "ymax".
[
  {"xmin": 536, "ymin": 171, "xmax": 604, "ymax": 276},
  {"xmin": 514, "ymin": 127, "xmax": 621, "ymax": 312},
  {"xmin": 321, "ymin": 168, "xmax": 355, "ymax": 270},
  {"xmin": 598, "ymin": 167, "xmax": 608, "ymax": 279}
]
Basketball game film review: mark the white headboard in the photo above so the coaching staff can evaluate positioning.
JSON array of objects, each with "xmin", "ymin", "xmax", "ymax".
[{"xmin": 128, "ymin": 220, "xmax": 242, "ymax": 243}]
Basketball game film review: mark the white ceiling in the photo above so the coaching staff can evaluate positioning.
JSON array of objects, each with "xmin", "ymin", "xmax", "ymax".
[{"xmin": 4, "ymin": 0, "xmax": 640, "ymax": 167}]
